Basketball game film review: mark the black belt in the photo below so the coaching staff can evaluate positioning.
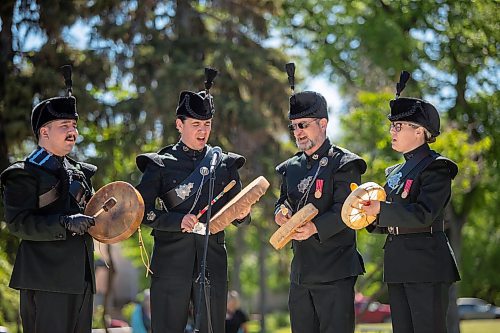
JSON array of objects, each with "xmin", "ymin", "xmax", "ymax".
[{"xmin": 387, "ymin": 225, "xmax": 443, "ymax": 235}]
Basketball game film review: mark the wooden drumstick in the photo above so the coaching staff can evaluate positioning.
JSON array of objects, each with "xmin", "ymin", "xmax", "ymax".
[
  {"xmin": 196, "ymin": 180, "xmax": 236, "ymax": 219},
  {"xmin": 72, "ymin": 197, "xmax": 117, "ymax": 236},
  {"xmin": 93, "ymin": 197, "xmax": 117, "ymax": 218}
]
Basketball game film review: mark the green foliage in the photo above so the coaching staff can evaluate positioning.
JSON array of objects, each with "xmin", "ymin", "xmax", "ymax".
[{"xmin": 0, "ymin": 248, "xmax": 19, "ymax": 326}]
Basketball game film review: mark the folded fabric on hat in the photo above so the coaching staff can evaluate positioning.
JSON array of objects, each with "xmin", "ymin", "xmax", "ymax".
[
  {"xmin": 388, "ymin": 97, "xmax": 440, "ymax": 137},
  {"xmin": 31, "ymin": 96, "xmax": 78, "ymax": 138},
  {"xmin": 288, "ymin": 91, "xmax": 328, "ymax": 120},
  {"xmin": 176, "ymin": 90, "xmax": 214, "ymax": 120}
]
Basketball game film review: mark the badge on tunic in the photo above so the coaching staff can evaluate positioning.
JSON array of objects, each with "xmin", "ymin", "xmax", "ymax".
[
  {"xmin": 175, "ymin": 182, "xmax": 194, "ymax": 200},
  {"xmin": 155, "ymin": 197, "xmax": 165, "ymax": 210},
  {"xmin": 297, "ymin": 176, "xmax": 313, "ymax": 194},
  {"xmin": 192, "ymin": 222, "xmax": 207, "ymax": 235},
  {"xmin": 146, "ymin": 210, "xmax": 156, "ymax": 221},
  {"xmin": 401, "ymin": 179, "xmax": 413, "ymax": 199},
  {"xmin": 315, "ymin": 179, "xmax": 324, "ymax": 199},
  {"xmin": 200, "ymin": 167, "xmax": 209, "ymax": 176},
  {"xmin": 387, "ymin": 172, "xmax": 402, "ymax": 190}
]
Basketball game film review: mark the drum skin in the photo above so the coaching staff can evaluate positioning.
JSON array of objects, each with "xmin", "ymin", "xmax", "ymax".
[
  {"xmin": 341, "ymin": 182, "xmax": 386, "ymax": 230},
  {"xmin": 85, "ymin": 181, "xmax": 144, "ymax": 244},
  {"xmin": 209, "ymin": 176, "xmax": 270, "ymax": 234},
  {"xmin": 269, "ymin": 203, "xmax": 319, "ymax": 250}
]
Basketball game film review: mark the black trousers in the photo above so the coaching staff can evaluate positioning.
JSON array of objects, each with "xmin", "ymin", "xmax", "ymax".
[
  {"xmin": 20, "ymin": 282, "xmax": 93, "ymax": 333},
  {"xmin": 150, "ymin": 276, "xmax": 227, "ymax": 333},
  {"xmin": 388, "ymin": 282, "xmax": 451, "ymax": 333},
  {"xmin": 289, "ymin": 277, "xmax": 357, "ymax": 333}
]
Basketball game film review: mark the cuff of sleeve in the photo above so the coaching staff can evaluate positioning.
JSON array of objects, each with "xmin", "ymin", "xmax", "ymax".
[
  {"xmin": 54, "ymin": 215, "xmax": 67, "ymax": 240},
  {"xmin": 235, "ymin": 214, "xmax": 251, "ymax": 226}
]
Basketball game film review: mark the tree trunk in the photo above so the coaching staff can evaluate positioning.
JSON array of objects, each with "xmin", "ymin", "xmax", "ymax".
[
  {"xmin": 258, "ymin": 227, "xmax": 267, "ymax": 333},
  {"xmin": 231, "ymin": 229, "xmax": 244, "ymax": 293},
  {"xmin": 0, "ymin": 1, "xmax": 15, "ymax": 172}
]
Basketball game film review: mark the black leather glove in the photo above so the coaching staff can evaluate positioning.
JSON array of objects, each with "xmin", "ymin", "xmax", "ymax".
[{"xmin": 60, "ymin": 214, "xmax": 95, "ymax": 235}]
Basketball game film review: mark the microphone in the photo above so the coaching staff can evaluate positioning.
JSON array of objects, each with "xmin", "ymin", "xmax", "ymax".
[{"xmin": 210, "ymin": 147, "xmax": 222, "ymax": 173}]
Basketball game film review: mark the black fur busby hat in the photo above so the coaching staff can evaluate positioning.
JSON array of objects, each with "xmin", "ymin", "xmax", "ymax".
[
  {"xmin": 176, "ymin": 67, "xmax": 218, "ymax": 120},
  {"xmin": 285, "ymin": 63, "xmax": 328, "ymax": 120},
  {"xmin": 389, "ymin": 71, "xmax": 440, "ymax": 139},
  {"xmin": 31, "ymin": 65, "xmax": 78, "ymax": 139}
]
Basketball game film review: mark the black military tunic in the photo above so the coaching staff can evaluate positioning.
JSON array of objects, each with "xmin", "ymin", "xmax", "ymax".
[
  {"xmin": 1, "ymin": 147, "xmax": 96, "ymax": 333},
  {"xmin": 275, "ymin": 139, "xmax": 366, "ymax": 333},
  {"xmin": 367, "ymin": 143, "xmax": 460, "ymax": 333},
  {"xmin": 136, "ymin": 141, "xmax": 249, "ymax": 333}
]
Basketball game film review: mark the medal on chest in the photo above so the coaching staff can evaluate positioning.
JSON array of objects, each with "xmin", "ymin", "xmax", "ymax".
[
  {"xmin": 315, "ymin": 179, "xmax": 324, "ymax": 199},
  {"xmin": 401, "ymin": 179, "xmax": 413, "ymax": 199}
]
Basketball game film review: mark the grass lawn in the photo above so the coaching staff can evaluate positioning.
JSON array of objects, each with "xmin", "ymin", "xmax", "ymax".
[{"xmin": 268, "ymin": 319, "xmax": 500, "ymax": 333}]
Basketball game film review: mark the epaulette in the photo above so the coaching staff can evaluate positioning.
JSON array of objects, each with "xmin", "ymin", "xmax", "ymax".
[
  {"xmin": 434, "ymin": 156, "xmax": 459, "ymax": 179},
  {"xmin": 136, "ymin": 153, "xmax": 164, "ymax": 173},
  {"xmin": 385, "ymin": 164, "xmax": 401, "ymax": 177},
  {"xmin": 0, "ymin": 162, "xmax": 29, "ymax": 194},
  {"xmin": 332, "ymin": 146, "xmax": 367, "ymax": 174},
  {"xmin": 136, "ymin": 146, "xmax": 177, "ymax": 173},
  {"xmin": 275, "ymin": 152, "xmax": 301, "ymax": 175},
  {"xmin": 225, "ymin": 152, "xmax": 246, "ymax": 170}
]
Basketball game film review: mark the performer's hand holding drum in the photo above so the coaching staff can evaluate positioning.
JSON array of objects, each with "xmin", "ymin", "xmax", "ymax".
[
  {"xmin": 341, "ymin": 182, "xmax": 386, "ymax": 230},
  {"xmin": 85, "ymin": 181, "xmax": 144, "ymax": 244},
  {"xmin": 209, "ymin": 176, "xmax": 270, "ymax": 234},
  {"xmin": 269, "ymin": 203, "xmax": 319, "ymax": 250}
]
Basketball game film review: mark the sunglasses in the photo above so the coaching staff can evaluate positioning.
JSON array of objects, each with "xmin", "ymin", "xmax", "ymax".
[
  {"xmin": 288, "ymin": 119, "xmax": 318, "ymax": 131},
  {"xmin": 389, "ymin": 122, "xmax": 420, "ymax": 132}
]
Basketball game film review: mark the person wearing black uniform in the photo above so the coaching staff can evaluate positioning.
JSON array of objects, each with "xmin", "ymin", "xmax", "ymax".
[
  {"xmin": 0, "ymin": 66, "xmax": 97, "ymax": 333},
  {"xmin": 136, "ymin": 68, "xmax": 250, "ymax": 333},
  {"xmin": 274, "ymin": 64, "xmax": 366, "ymax": 333},
  {"xmin": 362, "ymin": 72, "xmax": 460, "ymax": 333}
]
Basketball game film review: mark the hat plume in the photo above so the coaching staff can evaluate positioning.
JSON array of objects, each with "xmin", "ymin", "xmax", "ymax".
[
  {"xmin": 396, "ymin": 70, "xmax": 410, "ymax": 98},
  {"xmin": 204, "ymin": 67, "xmax": 218, "ymax": 92},
  {"xmin": 285, "ymin": 62, "xmax": 295, "ymax": 92},
  {"xmin": 61, "ymin": 65, "xmax": 73, "ymax": 97}
]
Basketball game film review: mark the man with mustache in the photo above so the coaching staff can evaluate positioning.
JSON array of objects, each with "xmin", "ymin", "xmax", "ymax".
[
  {"xmin": 136, "ymin": 68, "xmax": 250, "ymax": 333},
  {"xmin": 274, "ymin": 86, "xmax": 367, "ymax": 332},
  {"xmin": 0, "ymin": 66, "xmax": 97, "ymax": 333}
]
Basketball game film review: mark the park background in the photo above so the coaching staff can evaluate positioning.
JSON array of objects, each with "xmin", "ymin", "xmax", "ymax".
[{"xmin": 0, "ymin": 1, "xmax": 498, "ymax": 332}]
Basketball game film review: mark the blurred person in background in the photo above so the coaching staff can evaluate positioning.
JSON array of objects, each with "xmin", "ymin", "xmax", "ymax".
[{"xmin": 225, "ymin": 290, "xmax": 249, "ymax": 333}]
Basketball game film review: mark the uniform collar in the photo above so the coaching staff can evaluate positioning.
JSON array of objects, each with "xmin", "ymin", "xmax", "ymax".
[
  {"xmin": 305, "ymin": 138, "xmax": 330, "ymax": 161},
  {"xmin": 178, "ymin": 141, "xmax": 206, "ymax": 159},
  {"xmin": 404, "ymin": 143, "xmax": 430, "ymax": 161}
]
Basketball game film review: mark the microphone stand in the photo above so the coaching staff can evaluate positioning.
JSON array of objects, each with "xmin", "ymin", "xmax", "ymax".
[{"xmin": 194, "ymin": 164, "xmax": 217, "ymax": 333}]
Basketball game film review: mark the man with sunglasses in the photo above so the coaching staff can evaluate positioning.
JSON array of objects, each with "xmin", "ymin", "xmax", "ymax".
[
  {"xmin": 0, "ymin": 66, "xmax": 97, "ymax": 333},
  {"xmin": 362, "ymin": 72, "xmax": 460, "ymax": 333},
  {"xmin": 274, "ymin": 90, "xmax": 367, "ymax": 333}
]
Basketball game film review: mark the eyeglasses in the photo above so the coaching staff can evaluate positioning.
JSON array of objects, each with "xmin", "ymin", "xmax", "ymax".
[
  {"xmin": 288, "ymin": 119, "xmax": 318, "ymax": 131},
  {"xmin": 389, "ymin": 122, "xmax": 420, "ymax": 132}
]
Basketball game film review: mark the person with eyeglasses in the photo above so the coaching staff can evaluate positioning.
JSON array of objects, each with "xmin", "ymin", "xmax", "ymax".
[
  {"xmin": 0, "ymin": 66, "xmax": 97, "ymax": 333},
  {"xmin": 274, "ymin": 65, "xmax": 367, "ymax": 332},
  {"xmin": 361, "ymin": 72, "xmax": 460, "ymax": 333}
]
